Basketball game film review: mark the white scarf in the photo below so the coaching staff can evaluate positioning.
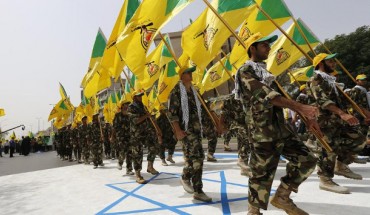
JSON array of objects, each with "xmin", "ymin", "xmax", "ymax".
[
  {"xmin": 179, "ymin": 81, "xmax": 203, "ymax": 135},
  {"xmin": 235, "ymin": 60, "xmax": 276, "ymax": 100},
  {"xmin": 354, "ymin": 85, "xmax": 370, "ymax": 109},
  {"xmin": 314, "ymin": 70, "xmax": 339, "ymax": 96}
]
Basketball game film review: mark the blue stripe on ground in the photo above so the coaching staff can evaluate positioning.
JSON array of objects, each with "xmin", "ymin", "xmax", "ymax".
[{"xmin": 220, "ymin": 171, "xmax": 231, "ymax": 214}]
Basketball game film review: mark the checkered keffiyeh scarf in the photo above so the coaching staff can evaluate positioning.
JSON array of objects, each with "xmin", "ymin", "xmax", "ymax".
[
  {"xmin": 235, "ymin": 60, "xmax": 276, "ymax": 100},
  {"xmin": 314, "ymin": 70, "xmax": 339, "ymax": 96},
  {"xmin": 179, "ymin": 82, "xmax": 203, "ymax": 135}
]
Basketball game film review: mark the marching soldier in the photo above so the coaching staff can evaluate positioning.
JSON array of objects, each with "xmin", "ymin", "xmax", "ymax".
[
  {"xmin": 113, "ymin": 99, "xmax": 134, "ymax": 175},
  {"xmin": 102, "ymin": 120, "xmax": 112, "ymax": 159},
  {"xmin": 308, "ymin": 53, "xmax": 367, "ymax": 193},
  {"xmin": 128, "ymin": 90, "xmax": 161, "ymax": 184},
  {"xmin": 71, "ymin": 122, "xmax": 82, "ymax": 163},
  {"xmin": 236, "ymin": 33, "xmax": 318, "ymax": 214},
  {"xmin": 79, "ymin": 116, "xmax": 90, "ymax": 164},
  {"xmin": 157, "ymin": 107, "xmax": 177, "ymax": 166},
  {"xmin": 168, "ymin": 66, "xmax": 212, "ymax": 203},
  {"xmin": 89, "ymin": 113, "xmax": 104, "ymax": 169}
]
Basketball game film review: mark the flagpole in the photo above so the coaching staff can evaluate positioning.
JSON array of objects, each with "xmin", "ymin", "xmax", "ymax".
[
  {"xmin": 158, "ymin": 31, "xmax": 220, "ymax": 129},
  {"xmin": 202, "ymin": 0, "xmax": 332, "ymax": 152}
]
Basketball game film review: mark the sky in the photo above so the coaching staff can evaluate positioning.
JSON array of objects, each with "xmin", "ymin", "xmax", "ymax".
[{"xmin": 0, "ymin": 0, "xmax": 369, "ymax": 138}]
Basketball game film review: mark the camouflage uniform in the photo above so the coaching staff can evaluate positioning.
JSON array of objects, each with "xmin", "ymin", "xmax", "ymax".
[
  {"xmin": 113, "ymin": 111, "xmax": 133, "ymax": 171},
  {"xmin": 102, "ymin": 123, "xmax": 112, "ymax": 159},
  {"xmin": 348, "ymin": 85, "xmax": 370, "ymax": 138},
  {"xmin": 78, "ymin": 124, "xmax": 90, "ymax": 164},
  {"xmin": 201, "ymin": 109, "xmax": 218, "ymax": 155},
  {"xmin": 222, "ymin": 95, "xmax": 250, "ymax": 164},
  {"xmin": 157, "ymin": 111, "xmax": 177, "ymax": 160},
  {"xmin": 128, "ymin": 101, "xmax": 158, "ymax": 171},
  {"xmin": 71, "ymin": 127, "xmax": 81, "ymax": 162},
  {"xmin": 308, "ymin": 72, "xmax": 366, "ymax": 178},
  {"xmin": 89, "ymin": 120, "xmax": 103, "ymax": 166},
  {"xmin": 168, "ymin": 82, "xmax": 205, "ymax": 193},
  {"xmin": 64, "ymin": 127, "xmax": 73, "ymax": 161},
  {"xmin": 236, "ymin": 61, "xmax": 317, "ymax": 210}
]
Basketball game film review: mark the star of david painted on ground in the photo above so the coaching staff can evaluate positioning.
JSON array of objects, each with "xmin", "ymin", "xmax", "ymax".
[{"xmin": 96, "ymin": 169, "xmax": 275, "ymax": 215}]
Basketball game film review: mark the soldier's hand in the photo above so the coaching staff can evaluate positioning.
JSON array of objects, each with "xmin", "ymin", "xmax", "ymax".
[
  {"xmin": 297, "ymin": 105, "xmax": 319, "ymax": 120},
  {"xmin": 175, "ymin": 130, "xmax": 187, "ymax": 140},
  {"xmin": 339, "ymin": 113, "xmax": 359, "ymax": 126},
  {"xmin": 305, "ymin": 118, "xmax": 323, "ymax": 137}
]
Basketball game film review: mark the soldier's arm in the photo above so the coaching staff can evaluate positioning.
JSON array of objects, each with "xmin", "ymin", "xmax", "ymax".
[{"xmin": 168, "ymin": 85, "xmax": 187, "ymax": 140}]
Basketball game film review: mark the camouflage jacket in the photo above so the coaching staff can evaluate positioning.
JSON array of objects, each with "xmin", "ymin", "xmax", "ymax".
[
  {"xmin": 235, "ymin": 61, "xmax": 292, "ymax": 142},
  {"xmin": 157, "ymin": 111, "xmax": 174, "ymax": 140},
  {"xmin": 113, "ymin": 112, "xmax": 130, "ymax": 139},
  {"xmin": 89, "ymin": 122, "xmax": 102, "ymax": 145},
  {"xmin": 221, "ymin": 95, "xmax": 246, "ymax": 130},
  {"xmin": 307, "ymin": 71, "xmax": 349, "ymax": 119},
  {"xmin": 168, "ymin": 82, "xmax": 202, "ymax": 135},
  {"xmin": 349, "ymin": 85, "xmax": 369, "ymax": 121},
  {"xmin": 128, "ymin": 101, "xmax": 154, "ymax": 140},
  {"xmin": 71, "ymin": 127, "xmax": 79, "ymax": 145},
  {"xmin": 102, "ymin": 123, "xmax": 112, "ymax": 142},
  {"xmin": 78, "ymin": 124, "xmax": 89, "ymax": 146}
]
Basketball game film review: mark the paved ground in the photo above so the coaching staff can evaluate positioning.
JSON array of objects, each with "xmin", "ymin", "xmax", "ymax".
[
  {"xmin": 1, "ymin": 141, "xmax": 370, "ymax": 215},
  {"xmin": 0, "ymin": 150, "xmax": 77, "ymax": 176}
]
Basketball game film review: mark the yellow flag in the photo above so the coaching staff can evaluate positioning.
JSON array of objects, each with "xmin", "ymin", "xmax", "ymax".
[
  {"xmin": 230, "ymin": 0, "xmax": 292, "ymax": 68},
  {"xmin": 101, "ymin": 0, "xmax": 140, "ymax": 80},
  {"xmin": 267, "ymin": 18, "xmax": 319, "ymax": 76},
  {"xmin": 200, "ymin": 55, "xmax": 233, "ymax": 94},
  {"xmin": 157, "ymin": 60, "xmax": 179, "ymax": 103},
  {"xmin": 0, "ymin": 108, "xmax": 5, "ymax": 117},
  {"xmin": 59, "ymin": 83, "xmax": 68, "ymax": 100},
  {"xmin": 289, "ymin": 66, "xmax": 314, "ymax": 83},
  {"xmin": 138, "ymin": 35, "xmax": 173, "ymax": 90},
  {"xmin": 84, "ymin": 61, "xmax": 112, "ymax": 98},
  {"xmin": 181, "ymin": 0, "xmax": 255, "ymax": 70},
  {"xmin": 116, "ymin": 0, "xmax": 193, "ymax": 77}
]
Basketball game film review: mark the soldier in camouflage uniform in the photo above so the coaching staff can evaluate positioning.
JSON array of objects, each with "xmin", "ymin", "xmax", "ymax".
[
  {"xmin": 349, "ymin": 74, "xmax": 370, "ymax": 163},
  {"xmin": 58, "ymin": 127, "xmax": 66, "ymax": 160},
  {"xmin": 221, "ymin": 95, "xmax": 251, "ymax": 176},
  {"xmin": 113, "ymin": 100, "xmax": 134, "ymax": 175},
  {"xmin": 201, "ymin": 103, "xmax": 218, "ymax": 162},
  {"xmin": 308, "ymin": 53, "xmax": 367, "ymax": 194},
  {"xmin": 128, "ymin": 90, "xmax": 161, "ymax": 184},
  {"xmin": 169, "ymin": 66, "xmax": 212, "ymax": 203},
  {"xmin": 102, "ymin": 120, "xmax": 112, "ymax": 159},
  {"xmin": 157, "ymin": 108, "xmax": 177, "ymax": 166},
  {"xmin": 64, "ymin": 124, "xmax": 73, "ymax": 162},
  {"xmin": 89, "ymin": 114, "xmax": 104, "ymax": 169},
  {"xmin": 71, "ymin": 122, "xmax": 82, "ymax": 163},
  {"xmin": 236, "ymin": 34, "xmax": 318, "ymax": 215},
  {"xmin": 79, "ymin": 116, "xmax": 90, "ymax": 164}
]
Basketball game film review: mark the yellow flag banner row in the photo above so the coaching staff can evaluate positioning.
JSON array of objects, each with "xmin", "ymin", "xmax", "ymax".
[
  {"xmin": 267, "ymin": 18, "xmax": 319, "ymax": 76},
  {"xmin": 182, "ymin": 0, "xmax": 255, "ymax": 71},
  {"xmin": 230, "ymin": 0, "xmax": 292, "ymax": 69},
  {"xmin": 116, "ymin": 0, "xmax": 194, "ymax": 77}
]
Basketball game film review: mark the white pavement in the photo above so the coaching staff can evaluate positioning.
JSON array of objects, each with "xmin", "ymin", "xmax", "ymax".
[{"xmin": 1, "ymin": 153, "xmax": 369, "ymax": 215}]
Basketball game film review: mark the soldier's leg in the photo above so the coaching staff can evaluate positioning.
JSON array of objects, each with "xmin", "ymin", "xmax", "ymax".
[
  {"xmin": 166, "ymin": 138, "xmax": 177, "ymax": 163},
  {"xmin": 206, "ymin": 132, "xmax": 218, "ymax": 162},
  {"xmin": 223, "ymin": 130, "xmax": 232, "ymax": 151},
  {"xmin": 236, "ymin": 128, "xmax": 251, "ymax": 176},
  {"xmin": 125, "ymin": 144, "xmax": 134, "ymax": 174},
  {"xmin": 248, "ymin": 140, "xmax": 280, "ymax": 210},
  {"xmin": 117, "ymin": 141, "xmax": 124, "ymax": 169},
  {"xmin": 146, "ymin": 135, "xmax": 159, "ymax": 174},
  {"xmin": 158, "ymin": 139, "xmax": 168, "ymax": 166},
  {"xmin": 91, "ymin": 146, "xmax": 99, "ymax": 168},
  {"xmin": 98, "ymin": 146, "xmax": 104, "ymax": 166}
]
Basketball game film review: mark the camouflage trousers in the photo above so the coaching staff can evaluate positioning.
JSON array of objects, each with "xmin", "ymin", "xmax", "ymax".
[
  {"xmin": 117, "ymin": 139, "xmax": 133, "ymax": 171},
  {"xmin": 131, "ymin": 141, "xmax": 143, "ymax": 171},
  {"xmin": 65, "ymin": 144, "xmax": 73, "ymax": 160},
  {"xmin": 236, "ymin": 127, "xmax": 250, "ymax": 164},
  {"xmin": 73, "ymin": 143, "xmax": 82, "ymax": 161},
  {"xmin": 205, "ymin": 130, "xmax": 218, "ymax": 155},
  {"xmin": 159, "ymin": 136, "xmax": 177, "ymax": 159},
  {"xmin": 318, "ymin": 123, "xmax": 367, "ymax": 178},
  {"xmin": 91, "ymin": 143, "xmax": 103, "ymax": 166},
  {"xmin": 223, "ymin": 129, "xmax": 235, "ymax": 145},
  {"xmin": 110, "ymin": 141, "xmax": 118, "ymax": 159},
  {"xmin": 248, "ymin": 136, "xmax": 316, "ymax": 210},
  {"xmin": 181, "ymin": 131, "xmax": 205, "ymax": 192},
  {"xmin": 82, "ymin": 144, "xmax": 90, "ymax": 163},
  {"xmin": 103, "ymin": 141, "xmax": 111, "ymax": 157},
  {"xmin": 144, "ymin": 134, "xmax": 159, "ymax": 162}
]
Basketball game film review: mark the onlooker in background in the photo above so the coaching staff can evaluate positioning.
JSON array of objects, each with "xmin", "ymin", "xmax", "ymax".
[
  {"xmin": 9, "ymin": 137, "xmax": 16, "ymax": 157},
  {"xmin": 4, "ymin": 139, "xmax": 9, "ymax": 154}
]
